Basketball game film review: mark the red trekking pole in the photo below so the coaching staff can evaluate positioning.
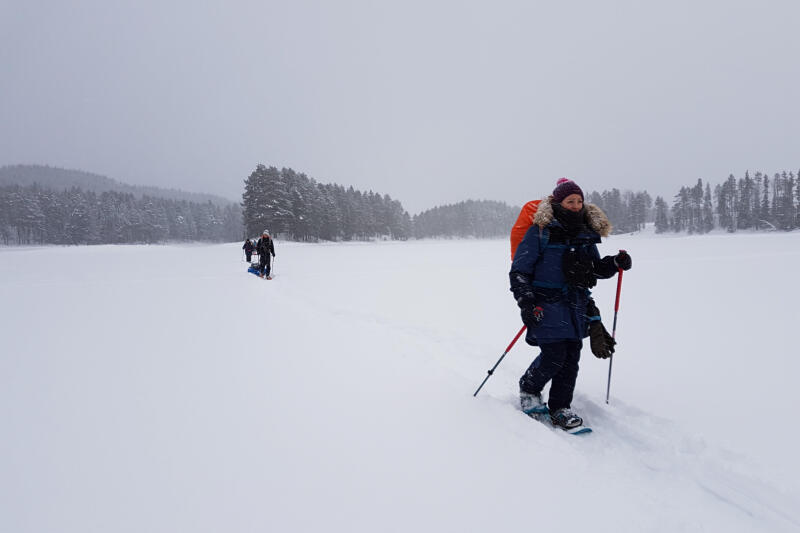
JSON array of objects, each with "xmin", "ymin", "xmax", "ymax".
[
  {"xmin": 473, "ymin": 325, "xmax": 527, "ymax": 397},
  {"xmin": 605, "ymin": 257, "xmax": 625, "ymax": 404}
]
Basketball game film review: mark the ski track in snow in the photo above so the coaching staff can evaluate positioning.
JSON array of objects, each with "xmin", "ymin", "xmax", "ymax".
[{"xmin": 274, "ymin": 246, "xmax": 800, "ymax": 531}]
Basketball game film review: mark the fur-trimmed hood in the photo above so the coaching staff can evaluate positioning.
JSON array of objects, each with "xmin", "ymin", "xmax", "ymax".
[{"xmin": 532, "ymin": 196, "xmax": 612, "ymax": 237}]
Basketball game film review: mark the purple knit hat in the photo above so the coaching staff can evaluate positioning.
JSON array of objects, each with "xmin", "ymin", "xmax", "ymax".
[{"xmin": 552, "ymin": 177, "xmax": 584, "ymax": 203}]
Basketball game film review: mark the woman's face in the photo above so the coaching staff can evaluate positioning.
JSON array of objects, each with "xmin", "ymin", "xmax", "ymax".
[{"xmin": 560, "ymin": 193, "xmax": 584, "ymax": 212}]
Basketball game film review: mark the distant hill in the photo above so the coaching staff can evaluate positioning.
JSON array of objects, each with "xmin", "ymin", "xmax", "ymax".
[{"xmin": 0, "ymin": 164, "xmax": 235, "ymax": 207}]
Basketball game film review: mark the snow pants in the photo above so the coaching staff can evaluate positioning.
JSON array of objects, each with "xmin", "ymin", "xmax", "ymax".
[
  {"xmin": 519, "ymin": 340, "xmax": 582, "ymax": 413},
  {"xmin": 245, "ymin": 251, "xmax": 252, "ymax": 262},
  {"xmin": 259, "ymin": 254, "xmax": 272, "ymax": 276}
]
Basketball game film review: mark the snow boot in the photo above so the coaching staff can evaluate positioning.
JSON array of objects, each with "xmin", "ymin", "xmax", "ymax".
[
  {"xmin": 550, "ymin": 408, "xmax": 583, "ymax": 430},
  {"xmin": 520, "ymin": 391, "xmax": 548, "ymax": 416}
]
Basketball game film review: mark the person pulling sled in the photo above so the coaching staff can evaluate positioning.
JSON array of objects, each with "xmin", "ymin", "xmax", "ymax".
[
  {"xmin": 510, "ymin": 178, "xmax": 632, "ymax": 432},
  {"xmin": 256, "ymin": 230, "xmax": 276, "ymax": 279},
  {"xmin": 242, "ymin": 238, "xmax": 255, "ymax": 262}
]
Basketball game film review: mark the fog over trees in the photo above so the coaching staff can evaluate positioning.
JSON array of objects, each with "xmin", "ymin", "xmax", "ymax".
[
  {"xmin": 0, "ymin": 184, "xmax": 242, "ymax": 245},
  {"xmin": 0, "ymin": 165, "xmax": 241, "ymax": 245},
  {"xmin": 1, "ymin": 164, "xmax": 797, "ymax": 246}
]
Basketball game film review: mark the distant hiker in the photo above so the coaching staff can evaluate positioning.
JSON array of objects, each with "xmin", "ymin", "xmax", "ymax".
[
  {"xmin": 256, "ymin": 230, "xmax": 276, "ymax": 279},
  {"xmin": 242, "ymin": 239, "xmax": 255, "ymax": 262},
  {"xmin": 509, "ymin": 178, "xmax": 632, "ymax": 432}
]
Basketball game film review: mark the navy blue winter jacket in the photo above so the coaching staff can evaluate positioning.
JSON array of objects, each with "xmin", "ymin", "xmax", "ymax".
[{"xmin": 510, "ymin": 199, "xmax": 617, "ymax": 345}]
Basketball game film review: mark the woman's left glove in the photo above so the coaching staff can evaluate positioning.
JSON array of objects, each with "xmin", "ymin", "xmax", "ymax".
[
  {"xmin": 589, "ymin": 321, "xmax": 616, "ymax": 359},
  {"xmin": 614, "ymin": 250, "xmax": 632, "ymax": 271}
]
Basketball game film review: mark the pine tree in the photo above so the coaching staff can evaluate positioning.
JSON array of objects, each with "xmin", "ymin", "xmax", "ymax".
[
  {"xmin": 671, "ymin": 187, "xmax": 689, "ymax": 232},
  {"xmin": 761, "ymin": 174, "xmax": 771, "ymax": 228},
  {"xmin": 242, "ymin": 164, "xmax": 272, "ymax": 237},
  {"xmin": 726, "ymin": 175, "xmax": 737, "ymax": 232},
  {"xmin": 654, "ymin": 196, "xmax": 669, "ymax": 233},
  {"xmin": 715, "ymin": 175, "xmax": 737, "ymax": 232},
  {"xmin": 702, "ymin": 184, "xmax": 714, "ymax": 233},
  {"xmin": 778, "ymin": 172, "xmax": 795, "ymax": 230},
  {"xmin": 65, "ymin": 188, "xmax": 93, "ymax": 244},
  {"xmin": 0, "ymin": 188, "xmax": 12, "ymax": 244},
  {"xmin": 632, "ymin": 191, "xmax": 652, "ymax": 231},
  {"xmin": 737, "ymin": 171, "xmax": 754, "ymax": 230},
  {"xmin": 687, "ymin": 179, "xmax": 704, "ymax": 234},
  {"xmin": 772, "ymin": 173, "xmax": 783, "ymax": 229},
  {"xmin": 794, "ymin": 170, "xmax": 800, "ymax": 228},
  {"xmin": 602, "ymin": 189, "xmax": 626, "ymax": 233},
  {"xmin": 17, "ymin": 190, "xmax": 45, "ymax": 244},
  {"xmin": 283, "ymin": 168, "xmax": 312, "ymax": 240},
  {"xmin": 316, "ymin": 184, "xmax": 341, "ymax": 240}
]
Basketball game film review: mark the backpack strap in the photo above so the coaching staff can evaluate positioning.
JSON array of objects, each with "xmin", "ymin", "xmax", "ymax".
[
  {"xmin": 538, "ymin": 226, "xmax": 548, "ymax": 248},
  {"xmin": 535, "ymin": 226, "xmax": 549, "ymax": 264}
]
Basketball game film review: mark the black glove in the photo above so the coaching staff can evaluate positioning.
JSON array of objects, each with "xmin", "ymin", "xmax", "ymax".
[
  {"xmin": 589, "ymin": 321, "xmax": 616, "ymax": 359},
  {"xmin": 515, "ymin": 291, "xmax": 535, "ymax": 309},
  {"xmin": 614, "ymin": 250, "xmax": 632, "ymax": 271},
  {"xmin": 521, "ymin": 306, "xmax": 544, "ymax": 328}
]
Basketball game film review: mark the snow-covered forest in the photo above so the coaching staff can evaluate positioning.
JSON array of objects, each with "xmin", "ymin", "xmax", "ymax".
[
  {"xmin": 0, "ymin": 165, "xmax": 243, "ymax": 245},
  {"xmin": 241, "ymin": 164, "xmax": 800, "ymax": 241},
  {"xmin": 3, "ymin": 165, "xmax": 800, "ymax": 246},
  {"xmin": 655, "ymin": 171, "xmax": 800, "ymax": 233},
  {"xmin": 241, "ymin": 164, "xmax": 412, "ymax": 241},
  {"xmin": 411, "ymin": 200, "xmax": 518, "ymax": 238},
  {"xmin": 0, "ymin": 184, "xmax": 242, "ymax": 245}
]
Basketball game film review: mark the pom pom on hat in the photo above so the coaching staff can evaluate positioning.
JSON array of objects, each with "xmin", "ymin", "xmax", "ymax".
[{"xmin": 552, "ymin": 178, "xmax": 584, "ymax": 203}]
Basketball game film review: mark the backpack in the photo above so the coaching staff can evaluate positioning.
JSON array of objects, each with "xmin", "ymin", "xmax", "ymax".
[{"xmin": 510, "ymin": 200, "xmax": 542, "ymax": 260}]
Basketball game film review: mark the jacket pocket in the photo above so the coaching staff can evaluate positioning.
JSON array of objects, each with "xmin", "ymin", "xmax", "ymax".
[{"xmin": 537, "ymin": 301, "xmax": 570, "ymax": 332}]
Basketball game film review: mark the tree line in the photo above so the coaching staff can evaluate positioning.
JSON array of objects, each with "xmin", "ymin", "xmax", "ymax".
[
  {"xmin": 411, "ymin": 200, "xmax": 518, "ymax": 238},
  {"xmin": 241, "ymin": 164, "xmax": 660, "ymax": 240},
  {"xmin": 586, "ymin": 189, "xmax": 652, "ymax": 234},
  {"xmin": 411, "ymin": 191, "xmax": 654, "ymax": 238},
  {"xmin": 655, "ymin": 170, "xmax": 800, "ymax": 233},
  {"xmin": 241, "ymin": 165, "xmax": 412, "ymax": 241},
  {"xmin": 0, "ymin": 184, "xmax": 242, "ymax": 245},
  {"xmin": 5, "ymin": 163, "xmax": 796, "ymax": 246}
]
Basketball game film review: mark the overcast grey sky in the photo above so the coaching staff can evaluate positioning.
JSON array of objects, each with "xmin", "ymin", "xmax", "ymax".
[{"xmin": 2, "ymin": 1, "xmax": 799, "ymax": 213}]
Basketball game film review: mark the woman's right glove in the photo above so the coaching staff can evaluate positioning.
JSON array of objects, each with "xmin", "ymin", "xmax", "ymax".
[
  {"xmin": 589, "ymin": 321, "xmax": 616, "ymax": 359},
  {"xmin": 521, "ymin": 305, "xmax": 544, "ymax": 329}
]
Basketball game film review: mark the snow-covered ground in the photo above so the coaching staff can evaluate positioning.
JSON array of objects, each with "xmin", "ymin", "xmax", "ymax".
[{"xmin": 1, "ymin": 231, "xmax": 799, "ymax": 532}]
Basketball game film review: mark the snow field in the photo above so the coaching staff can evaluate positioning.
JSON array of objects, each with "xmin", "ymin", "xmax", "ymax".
[{"xmin": 1, "ymin": 232, "xmax": 799, "ymax": 532}]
